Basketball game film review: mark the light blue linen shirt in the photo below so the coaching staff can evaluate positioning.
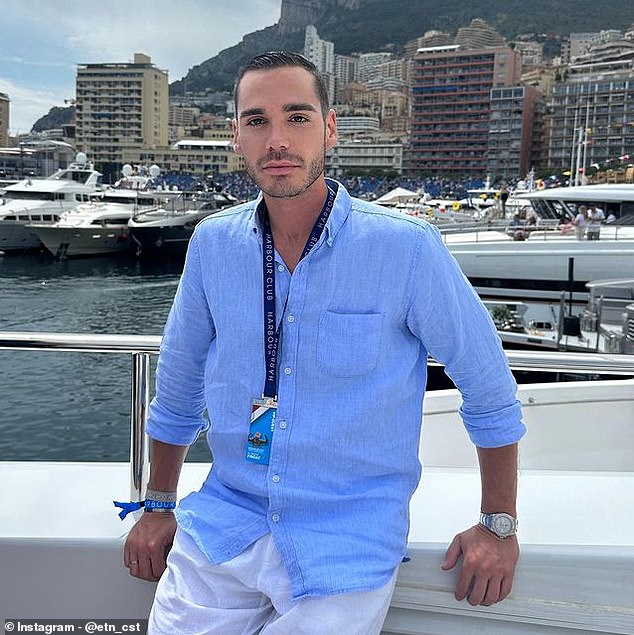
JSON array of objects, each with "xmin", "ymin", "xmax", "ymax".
[{"xmin": 146, "ymin": 180, "xmax": 525, "ymax": 600}]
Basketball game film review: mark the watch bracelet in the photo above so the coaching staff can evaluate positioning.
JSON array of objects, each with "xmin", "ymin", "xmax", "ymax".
[{"xmin": 145, "ymin": 488, "xmax": 177, "ymax": 503}]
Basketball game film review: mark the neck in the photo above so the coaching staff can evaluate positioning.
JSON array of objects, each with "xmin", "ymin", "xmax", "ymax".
[
  {"xmin": 265, "ymin": 178, "xmax": 329, "ymax": 243},
  {"xmin": 263, "ymin": 178, "xmax": 329, "ymax": 272}
]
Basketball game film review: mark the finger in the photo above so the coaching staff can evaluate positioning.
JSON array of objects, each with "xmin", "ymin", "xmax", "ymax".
[
  {"xmin": 454, "ymin": 569, "xmax": 473, "ymax": 602},
  {"xmin": 442, "ymin": 536, "xmax": 462, "ymax": 571},
  {"xmin": 134, "ymin": 552, "xmax": 155, "ymax": 581},
  {"xmin": 127, "ymin": 559, "xmax": 141, "ymax": 578},
  {"xmin": 481, "ymin": 576, "xmax": 503, "ymax": 606},
  {"xmin": 467, "ymin": 576, "xmax": 489, "ymax": 606},
  {"xmin": 499, "ymin": 574, "xmax": 514, "ymax": 601}
]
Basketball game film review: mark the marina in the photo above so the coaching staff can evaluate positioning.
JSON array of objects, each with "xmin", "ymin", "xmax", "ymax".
[
  {"xmin": 2, "ymin": 2, "xmax": 634, "ymax": 632},
  {"xmin": 0, "ymin": 153, "xmax": 103, "ymax": 252}
]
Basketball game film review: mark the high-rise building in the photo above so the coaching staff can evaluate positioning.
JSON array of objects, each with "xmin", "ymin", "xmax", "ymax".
[
  {"xmin": 513, "ymin": 41, "xmax": 544, "ymax": 67},
  {"xmin": 404, "ymin": 31, "xmax": 453, "ymax": 59},
  {"xmin": 304, "ymin": 25, "xmax": 335, "ymax": 74},
  {"xmin": 75, "ymin": 53, "xmax": 168, "ymax": 177},
  {"xmin": 304, "ymin": 26, "xmax": 336, "ymax": 102},
  {"xmin": 335, "ymin": 54, "xmax": 359, "ymax": 86},
  {"xmin": 487, "ymin": 85, "xmax": 541, "ymax": 179},
  {"xmin": 0, "ymin": 92, "xmax": 9, "ymax": 146},
  {"xmin": 564, "ymin": 33, "xmax": 596, "ymax": 63},
  {"xmin": 548, "ymin": 33, "xmax": 634, "ymax": 174},
  {"xmin": 408, "ymin": 45, "xmax": 522, "ymax": 177},
  {"xmin": 358, "ymin": 53, "xmax": 393, "ymax": 82},
  {"xmin": 455, "ymin": 19, "xmax": 506, "ymax": 49}
]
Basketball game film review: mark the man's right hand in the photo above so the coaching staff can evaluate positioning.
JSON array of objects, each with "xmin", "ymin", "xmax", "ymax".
[{"xmin": 124, "ymin": 512, "xmax": 177, "ymax": 581}]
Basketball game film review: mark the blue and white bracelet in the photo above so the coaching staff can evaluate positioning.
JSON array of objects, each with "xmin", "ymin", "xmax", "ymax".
[{"xmin": 114, "ymin": 488, "xmax": 177, "ymax": 520}]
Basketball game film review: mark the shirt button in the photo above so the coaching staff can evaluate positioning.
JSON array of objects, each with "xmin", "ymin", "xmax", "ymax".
[
  {"xmin": 287, "ymin": 314, "xmax": 295, "ymax": 323},
  {"xmin": 277, "ymin": 264, "xmax": 285, "ymax": 272},
  {"xmin": 272, "ymin": 474, "xmax": 280, "ymax": 483},
  {"xmin": 271, "ymin": 513, "xmax": 280, "ymax": 522},
  {"xmin": 284, "ymin": 367, "xmax": 292, "ymax": 375},
  {"xmin": 279, "ymin": 420, "xmax": 287, "ymax": 429}
]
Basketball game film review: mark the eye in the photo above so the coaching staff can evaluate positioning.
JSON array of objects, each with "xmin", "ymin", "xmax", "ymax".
[
  {"xmin": 246, "ymin": 117, "xmax": 266, "ymax": 127},
  {"xmin": 289, "ymin": 114, "xmax": 309, "ymax": 123}
]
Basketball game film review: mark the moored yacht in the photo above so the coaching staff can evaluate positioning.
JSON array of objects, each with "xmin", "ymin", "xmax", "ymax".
[
  {"xmin": 32, "ymin": 165, "xmax": 182, "ymax": 258},
  {"xmin": 441, "ymin": 183, "xmax": 634, "ymax": 302},
  {"xmin": 0, "ymin": 153, "xmax": 102, "ymax": 252},
  {"xmin": 484, "ymin": 277, "xmax": 634, "ymax": 353},
  {"xmin": 129, "ymin": 188, "xmax": 239, "ymax": 257}
]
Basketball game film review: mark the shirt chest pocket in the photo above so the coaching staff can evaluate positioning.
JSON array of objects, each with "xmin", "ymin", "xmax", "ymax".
[{"xmin": 316, "ymin": 311, "xmax": 383, "ymax": 377}]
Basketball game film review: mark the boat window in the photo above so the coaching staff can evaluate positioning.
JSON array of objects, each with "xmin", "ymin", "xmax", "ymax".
[
  {"xmin": 4, "ymin": 215, "xmax": 16, "ymax": 220},
  {"xmin": 43, "ymin": 215, "xmax": 52, "ymax": 221},
  {"xmin": 30, "ymin": 215, "xmax": 41, "ymax": 221},
  {"xmin": 18, "ymin": 215, "xmax": 29, "ymax": 221},
  {"xmin": 621, "ymin": 202, "xmax": 634, "ymax": 218},
  {"xmin": 3, "ymin": 191, "xmax": 56, "ymax": 201}
]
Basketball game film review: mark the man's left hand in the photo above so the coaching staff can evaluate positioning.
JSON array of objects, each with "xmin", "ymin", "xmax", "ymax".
[{"xmin": 441, "ymin": 524, "xmax": 519, "ymax": 606}]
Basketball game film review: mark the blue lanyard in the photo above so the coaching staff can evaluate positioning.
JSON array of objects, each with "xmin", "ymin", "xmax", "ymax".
[{"xmin": 261, "ymin": 185, "xmax": 337, "ymax": 399}]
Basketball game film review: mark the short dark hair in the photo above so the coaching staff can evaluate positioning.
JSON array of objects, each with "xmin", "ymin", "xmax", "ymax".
[{"xmin": 234, "ymin": 51, "xmax": 330, "ymax": 117}]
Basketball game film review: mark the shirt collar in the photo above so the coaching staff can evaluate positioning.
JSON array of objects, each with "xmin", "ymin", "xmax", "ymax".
[{"xmin": 250, "ymin": 178, "xmax": 350, "ymax": 248}]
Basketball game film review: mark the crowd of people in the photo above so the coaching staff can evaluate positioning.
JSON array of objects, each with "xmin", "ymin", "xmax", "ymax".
[{"xmin": 202, "ymin": 172, "xmax": 497, "ymax": 203}]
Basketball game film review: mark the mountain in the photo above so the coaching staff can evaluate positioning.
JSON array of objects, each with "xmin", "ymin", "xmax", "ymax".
[
  {"xmin": 171, "ymin": 0, "xmax": 634, "ymax": 95},
  {"xmin": 32, "ymin": 106, "xmax": 75, "ymax": 133}
]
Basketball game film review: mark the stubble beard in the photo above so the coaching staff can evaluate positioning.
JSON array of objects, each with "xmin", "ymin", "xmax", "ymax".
[{"xmin": 246, "ymin": 148, "xmax": 326, "ymax": 199}]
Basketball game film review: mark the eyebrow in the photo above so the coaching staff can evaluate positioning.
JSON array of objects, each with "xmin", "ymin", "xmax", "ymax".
[{"xmin": 239, "ymin": 103, "xmax": 318, "ymax": 119}]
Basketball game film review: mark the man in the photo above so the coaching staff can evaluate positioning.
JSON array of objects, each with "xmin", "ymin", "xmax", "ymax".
[
  {"xmin": 586, "ymin": 204, "xmax": 605, "ymax": 240},
  {"xmin": 573, "ymin": 205, "xmax": 588, "ymax": 240},
  {"xmin": 123, "ymin": 51, "xmax": 525, "ymax": 634}
]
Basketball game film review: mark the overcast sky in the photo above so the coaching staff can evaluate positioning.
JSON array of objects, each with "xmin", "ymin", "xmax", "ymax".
[{"xmin": 0, "ymin": 0, "xmax": 281, "ymax": 134}]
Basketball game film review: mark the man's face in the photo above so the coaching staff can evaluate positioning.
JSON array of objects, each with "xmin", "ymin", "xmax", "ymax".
[{"xmin": 233, "ymin": 66, "xmax": 337, "ymax": 199}]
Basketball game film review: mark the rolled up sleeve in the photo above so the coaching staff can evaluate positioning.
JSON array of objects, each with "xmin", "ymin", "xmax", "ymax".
[
  {"xmin": 405, "ymin": 223, "xmax": 526, "ymax": 447},
  {"xmin": 146, "ymin": 231, "xmax": 215, "ymax": 446}
]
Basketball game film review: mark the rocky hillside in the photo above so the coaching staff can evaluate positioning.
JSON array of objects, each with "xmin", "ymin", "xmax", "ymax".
[{"xmin": 171, "ymin": 0, "xmax": 633, "ymax": 94}]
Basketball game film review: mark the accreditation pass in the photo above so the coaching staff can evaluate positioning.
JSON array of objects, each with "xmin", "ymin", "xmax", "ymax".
[{"xmin": 246, "ymin": 398, "xmax": 277, "ymax": 465}]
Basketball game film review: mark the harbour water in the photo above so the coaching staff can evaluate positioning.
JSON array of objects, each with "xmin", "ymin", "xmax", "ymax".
[
  {"xmin": 0, "ymin": 251, "xmax": 598, "ymax": 464},
  {"xmin": 0, "ymin": 252, "xmax": 211, "ymax": 462}
]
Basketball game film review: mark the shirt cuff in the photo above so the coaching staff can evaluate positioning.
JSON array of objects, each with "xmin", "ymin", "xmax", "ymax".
[
  {"xmin": 460, "ymin": 400, "xmax": 526, "ymax": 448},
  {"xmin": 145, "ymin": 397, "xmax": 209, "ymax": 446}
]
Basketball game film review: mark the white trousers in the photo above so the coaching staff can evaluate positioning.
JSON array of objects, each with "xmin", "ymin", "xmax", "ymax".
[{"xmin": 149, "ymin": 528, "xmax": 398, "ymax": 635}]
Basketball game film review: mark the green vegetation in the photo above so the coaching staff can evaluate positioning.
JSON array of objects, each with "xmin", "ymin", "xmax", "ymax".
[{"xmin": 174, "ymin": 0, "xmax": 632, "ymax": 95}]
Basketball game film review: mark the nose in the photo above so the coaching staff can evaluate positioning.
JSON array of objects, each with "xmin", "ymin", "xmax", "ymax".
[{"xmin": 266, "ymin": 122, "xmax": 289, "ymax": 153}]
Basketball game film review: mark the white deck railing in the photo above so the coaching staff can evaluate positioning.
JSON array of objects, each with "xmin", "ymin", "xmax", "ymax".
[{"xmin": 1, "ymin": 331, "xmax": 633, "ymax": 504}]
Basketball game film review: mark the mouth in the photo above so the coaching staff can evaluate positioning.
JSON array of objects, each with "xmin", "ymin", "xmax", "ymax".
[{"xmin": 262, "ymin": 161, "xmax": 299, "ymax": 174}]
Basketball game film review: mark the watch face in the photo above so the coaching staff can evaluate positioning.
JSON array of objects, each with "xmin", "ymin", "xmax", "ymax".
[{"xmin": 493, "ymin": 514, "xmax": 515, "ymax": 535}]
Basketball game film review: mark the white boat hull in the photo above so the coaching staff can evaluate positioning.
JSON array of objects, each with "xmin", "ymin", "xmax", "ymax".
[
  {"xmin": 444, "ymin": 229, "xmax": 634, "ymax": 300},
  {"xmin": 0, "ymin": 221, "xmax": 42, "ymax": 251},
  {"xmin": 34, "ymin": 225, "xmax": 134, "ymax": 257},
  {"xmin": 1, "ymin": 380, "xmax": 633, "ymax": 632}
]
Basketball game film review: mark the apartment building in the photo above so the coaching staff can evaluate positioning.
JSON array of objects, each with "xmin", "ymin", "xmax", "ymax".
[
  {"xmin": 548, "ymin": 34, "xmax": 634, "ymax": 173},
  {"xmin": 75, "ymin": 53, "xmax": 168, "ymax": 178},
  {"xmin": 409, "ymin": 45, "xmax": 522, "ymax": 177},
  {"xmin": 487, "ymin": 85, "xmax": 540, "ymax": 179},
  {"xmin": 0, "ymin": 92, "xmax": 9, "ymax": 146},
  {"xmin": 327, "ymin": 140, "xmax": 403, "ymax": 176},
  {"xmin": 130, "ymin": 139, "xmax": 244, "ymax": 176},
  {"xmin": 548, "ymin": 78, "xmax": 634, "ymax": 173}
]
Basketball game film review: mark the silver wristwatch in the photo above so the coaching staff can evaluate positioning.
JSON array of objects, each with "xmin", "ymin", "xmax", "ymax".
[{"xmin": 479, "ymin": 512, "xmax": 518, "ymax": 539}]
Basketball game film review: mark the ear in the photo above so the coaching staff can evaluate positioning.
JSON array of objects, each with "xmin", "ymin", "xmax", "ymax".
[
  {"xmin": 325, "ymin": 109, "xmax": 338, "ymax": 151},
  {"xmin": 232, "ymin": 118, "xmax": 242, "ymax": 155}
]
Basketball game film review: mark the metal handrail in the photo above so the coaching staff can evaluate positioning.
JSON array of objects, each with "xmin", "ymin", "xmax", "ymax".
[
  {"xmin": 1, "ymin": 331, "xmax": 633, "ymax": 503},
  {"xmin": 0, "ymin": 331, "xmax": 160, "ymax": 503}
]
